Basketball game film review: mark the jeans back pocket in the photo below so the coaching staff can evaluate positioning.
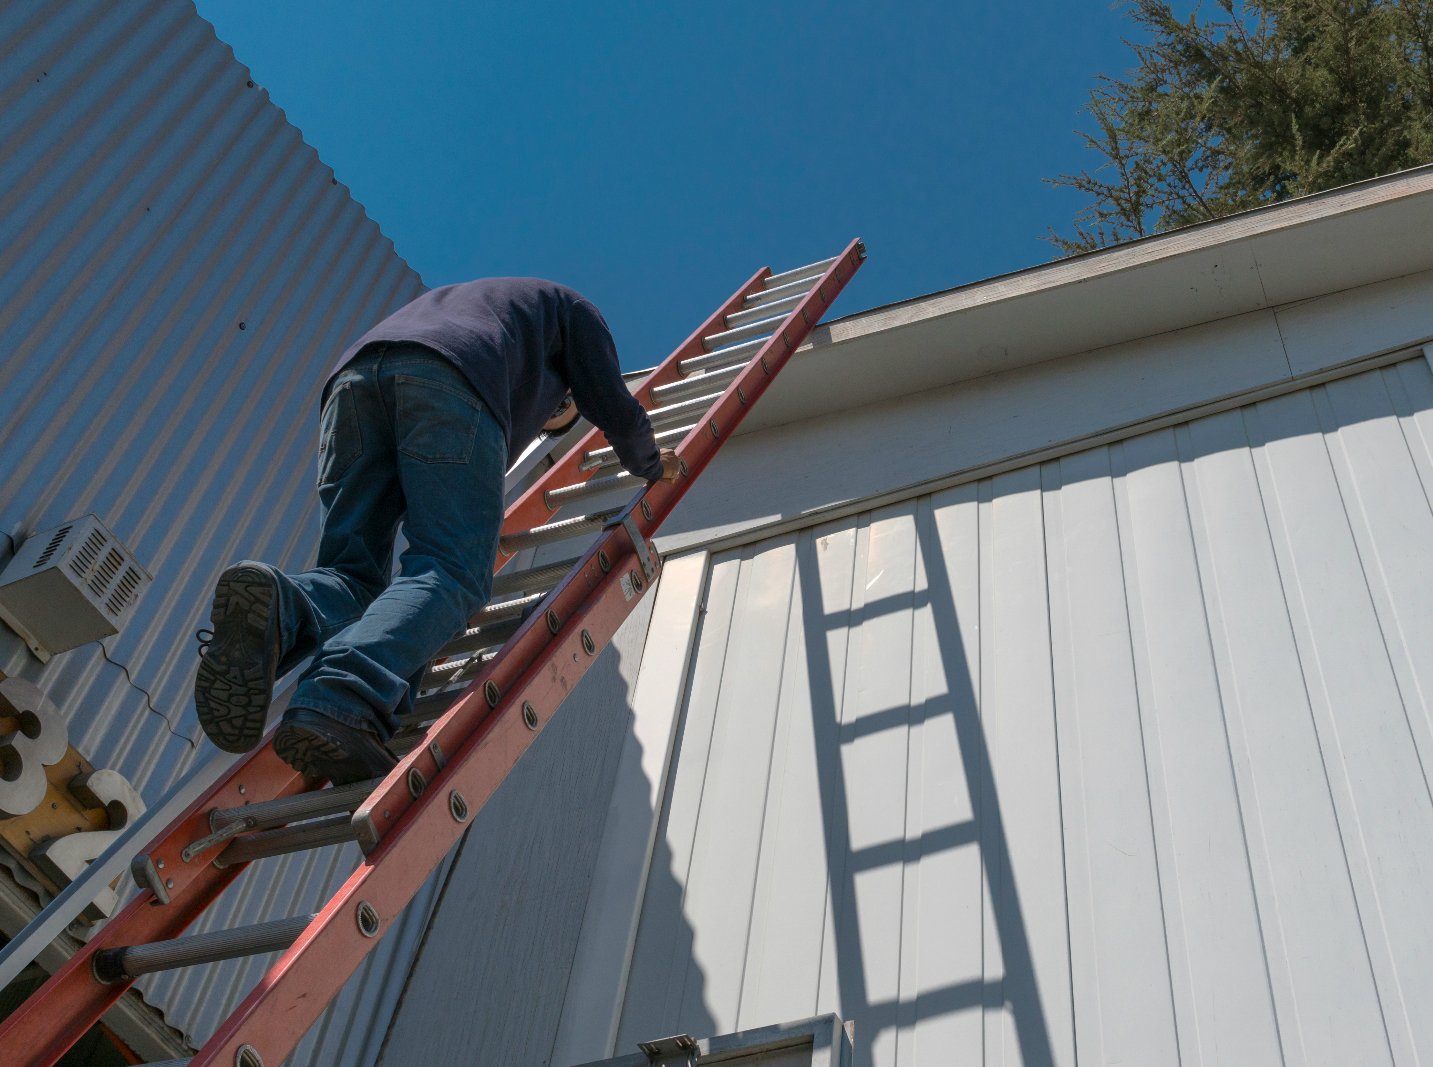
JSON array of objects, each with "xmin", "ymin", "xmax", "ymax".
[
  {"xmin": 318, "ymin": 381, "xmax": 363, "ymax": 485},
  {"xmin": 396, "ymin": 375, "xmax": 481, "ymax": 464}
]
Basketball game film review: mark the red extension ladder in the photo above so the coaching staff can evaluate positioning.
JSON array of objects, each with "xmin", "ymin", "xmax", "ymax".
[{"xmin": 0, "ymin": 240, "xmax": 866, "ymax": 1067}]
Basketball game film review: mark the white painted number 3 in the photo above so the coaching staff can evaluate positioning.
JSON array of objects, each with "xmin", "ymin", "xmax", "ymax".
[
  {"xmin": 0, "ymin": 677, "xmax": 146, "ymax": 917},
  {"xmin": 0, "ymin": 677, "xmax": 68, "ymax": 818}
]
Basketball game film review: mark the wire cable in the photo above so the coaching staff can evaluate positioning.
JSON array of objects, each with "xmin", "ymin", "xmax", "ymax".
[{"xmin": 96, "ymin": 640, "xmax": 196, "ymax": 749}]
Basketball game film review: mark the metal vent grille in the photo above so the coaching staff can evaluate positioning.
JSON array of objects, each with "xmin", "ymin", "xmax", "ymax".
[
  {"xmin": 87, "ymin": 547, "xmax": 124, "ymax": 600},
  {"xmin": 68, "ymin": 528, "xmax": 108, "ymax": 581},
  {"xmin": 104, "ymin": 566, "xmax": 143, "ymax": 617},
  {"xmin": 32, "ymin": 525, "xmax": 72, "ymax": 569}
]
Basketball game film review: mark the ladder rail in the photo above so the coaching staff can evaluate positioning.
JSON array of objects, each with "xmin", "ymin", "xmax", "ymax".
[{"xmin": 0, "ymin": 241, "xmax": 866, "ymax": 1067}]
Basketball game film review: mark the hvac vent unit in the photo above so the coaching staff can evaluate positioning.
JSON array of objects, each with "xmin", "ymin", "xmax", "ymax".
[{"xmin": 0, "ymin": 515, "xmax": 152, "ymax": 662}]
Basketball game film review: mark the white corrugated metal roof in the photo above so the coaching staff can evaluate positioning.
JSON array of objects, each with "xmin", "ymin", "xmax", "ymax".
[{"xmin": 0, "ymin": 0, "xmax": 433, "ymax": 1058}]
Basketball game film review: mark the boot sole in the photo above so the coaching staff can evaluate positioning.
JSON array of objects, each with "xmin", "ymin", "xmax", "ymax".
[
  {"xmin": 194, "ymin": 566, "xmax": 279, "ymax": 754},
  {"xmin": 273, "ymin": 724, "xmax": 396, "ymax": 786}
]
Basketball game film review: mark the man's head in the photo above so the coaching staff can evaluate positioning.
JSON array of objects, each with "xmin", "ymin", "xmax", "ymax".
[{"xmin": 543, "ymin": 392, "xmax": 579, "ymax": 434}]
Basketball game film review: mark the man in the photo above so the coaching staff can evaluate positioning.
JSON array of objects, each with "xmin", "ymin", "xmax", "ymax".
[{"xmin": 193, "ymin": 279, "xmax": 678, "ymax": 784}]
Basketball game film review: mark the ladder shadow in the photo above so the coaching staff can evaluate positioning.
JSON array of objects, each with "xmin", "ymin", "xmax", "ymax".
[{"xmin": 795, "ymin": 515, "xmax": 1058, "ymax": 1067}]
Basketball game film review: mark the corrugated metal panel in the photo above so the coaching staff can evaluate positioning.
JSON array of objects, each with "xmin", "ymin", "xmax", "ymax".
[
  {"xmin": 619, "ymin": 353, "xmax": 1433, "ymax": 1067},
  {"xmin": 0, "ymin": 0, "xmax": 432, "ymax": 1058}
]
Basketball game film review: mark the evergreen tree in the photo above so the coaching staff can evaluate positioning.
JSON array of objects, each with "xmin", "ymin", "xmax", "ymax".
[{"xmin": 1046, "ymin": 0, "xmax": 1433, "ymax": 253}]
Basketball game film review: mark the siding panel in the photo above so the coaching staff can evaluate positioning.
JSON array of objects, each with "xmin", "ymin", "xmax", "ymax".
[
  {"xmin": 619, "ymin": 354, "xmax": 1433, "ymax": 1067},
  {"xmin": 0, "ymin": 2, "xmax": 427, "ymax": 1059}
]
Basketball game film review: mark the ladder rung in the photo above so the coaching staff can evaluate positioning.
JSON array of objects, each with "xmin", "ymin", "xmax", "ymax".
[
  {"xmin": 499, "ymin": 507, "xmax": 622, "ymax": 554},
  {"xmin": 648, "ymin": 391, "xmax": 723, "ymax": 424},
  {"xmin": 651, "ymin": 362, "xmax": 742, "ymax": 405},
  {"xmin": 701, "ymin": 314, "xmax": 781, "ymax": 353},
  {"xmin": 491, "ymin": 556, "xmax": 579, "ymax": 597},
  {"xmin": 473, "ymin": 590, "xmax": 546, "ymax": 624},
  {"xmin": 212, "ymin": 814, "xmax": 358, "ymax": 869},
  {"xmin": 742, "ymin": 275, "xmax": 816, "ymax": 309},
  {"xmin": 419, "ymin": 647, "xmax": 499, "ymax": 694},
  {"xmin": 765, "ymin": 255, "xmax": 837, "ymax": 290},
  {"xmin": 725, "ymin": 290, "xmax": 801, "ymax": 329},
  {"xmin": 434, "ymin": 616, "xmax": 522, "ymax": 661},
  {"xmin": 678, "ymin": 336, "xmax": 763, "ymax": 378},
  {"xmin": 92, "ymin": 914, "xmax": 317, "ymax": 983},
  {"xmin": 581, "ymin": 423, "xmax": 695, "ymax": 471},
  {"xmin": 402, "ymin": 687, "xmax": 463, "ymax": 726},
  {"xmin": 544, "ymin": 470, "xmax": 637, "ymax": 509},
  {"xmin": 208, "ymin": 779, "xmax": 380, "ymax": 834}
]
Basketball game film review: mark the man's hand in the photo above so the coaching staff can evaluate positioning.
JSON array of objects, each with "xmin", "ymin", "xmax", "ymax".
[{"xmin": 658, "ymin": 448, "xmax": 682, "ymax": 482}]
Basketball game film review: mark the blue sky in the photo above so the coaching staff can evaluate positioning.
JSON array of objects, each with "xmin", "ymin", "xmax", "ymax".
[{"xmin": 195, "ymin": 2, "xmax": 1137, "ymax": 370}]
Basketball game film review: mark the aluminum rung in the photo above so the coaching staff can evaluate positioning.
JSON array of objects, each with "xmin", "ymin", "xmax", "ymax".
[
  {"xmin": 581, "ymin": 423, "xmax": 695, "ymax": 471},
  {"xmin": 209, "ymin": 779, "xmax": 380, "ymax": 834},
  {"xmin": 473, "ymin": 590, "xmax": 545, "ymax": 625},
  {"xmin": 92, "ymin": 914, "xmax": 316, "ymax": 983},
  {"xmin": 742, "ymin": 275, "xmax": 815, "ymax": 309},
  {"xmin": 402, "ymin": 687, "xmax": 463, "ymax": 726},
  {"xmin": 491, "ymin": 556, "xmax": 579, "ymax": 597},
  {"xmin": 498, "ymin": 507, "xmax": 622, "ymax": 553},
  {"xmin": 678, "ymin": 336, "xmax": 763, "ymax": 378},
  {"xmin": 725, "ymin": 290, "xmax": 802, "ymax": 329},
  {"xmin": 701, "ymin": 314, "xmax": 780, "ymax": 353},
  {"xmin": 651, "ymin": 362, "xmax": 742, "ymax": 405},
  {"xmin": 765, "ymin": 255, "xmax": 838, "ymax": 289},
  {"xmin": 434, "ymin": 616, "xmax": 522, "ymax": 661},
  {"xmin": 212, "ymin": 814, "xmax": 357, "ymax": 870},
  {"xmin": 418, "ymin": 647, "xmax": 499, "ymax": 696},
  {"xmin": 544, "ymin": 470, "xmax": 637, "ymax": 509},
  {"xmin": 648, "ymin": 390, "xmax": 723, "ymax": 423}
]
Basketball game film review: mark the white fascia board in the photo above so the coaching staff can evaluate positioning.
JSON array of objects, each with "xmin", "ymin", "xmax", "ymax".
[{"xmin": 737, "ymin": 164, "xmax": 1433, "ymax": 435}]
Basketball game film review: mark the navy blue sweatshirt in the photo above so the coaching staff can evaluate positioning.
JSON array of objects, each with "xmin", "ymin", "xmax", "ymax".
[{"xmin": 333, "ymin": 278, "xmax": 663, "ymax": 481}]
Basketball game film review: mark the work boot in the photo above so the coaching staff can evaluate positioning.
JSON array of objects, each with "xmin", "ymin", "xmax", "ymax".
[
  {"xmin": 194, "ymin": 563, "xmax": 283, "ymax": 754},
  {"xmin": 273, "ymin": 709, "xmax": 397, "ymax": 786}
]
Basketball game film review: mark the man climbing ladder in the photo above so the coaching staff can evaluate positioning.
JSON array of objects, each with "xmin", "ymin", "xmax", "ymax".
[
  {"xmin": 194, "ymin": 279, "xmax": 680, "ymax": 784},
  {"xmin": 0, "ymin": 241, "xmax": 864, "ymax": 1067}
]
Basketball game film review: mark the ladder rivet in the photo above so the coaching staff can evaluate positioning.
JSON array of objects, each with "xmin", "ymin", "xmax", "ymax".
[
  {"xmin": 802, "ymin": 310, "xmax": 810, "ymax": 324},
  {"xmin": 761, "ymin": 357, "xmax": 770, "ymax": 374},
  {"xmin": 641, "ymin": 499, "xmax": 652, "ymax": 522},
  {"xmin": 581, "ymin": 629, "xmax": 595, "ymax": 656},
  {"xmin": 678, "ymin": 457, "xmax": 688, "ymax": 477},
  {"xmin": 407, "ymin": 767, "xmax": 426, "ymax": 799},
  {"xmin": 384, "ymin": 810, "xmax": 391, "ymax": 819},
  {"xmin": 156, "ymin": 859, "xmax": 164, "ymax": 869},
  {"xmin": 485, "ymin": 680, "xmax": 500, "ymax": 707},
  {"xmin": 165, "ymin": 878, "xmax": 173, "ymax": 889},
  {"xmin": 546, "ymin": 609, "xmax": 561, "ymax": 634},
  {"xmin": 449, "ymin": 790, "xmax": 469, "ymax": 822},
  {"xmin": 598, "ymin": 549, "xmax": 611, "ymax": 573},
  {"xmin": 356, "ymin": 900, "xmax": 380, "ymax": 938},
  {"xmin": 236, "ymin": 1045, "xmax": 264, "ymax": 1067},
  {"xmin": 631, "ymin": 569, "xmax": 644, "ymax": 593},
  {"xmin": 737, "ymin": 387, "xmax": 747, "ymax": 405},
  {"xmin": 238, "ymin": 785, "xmax": 245, "ymax": 795},
  {"xmin": 783, "ymin": 332, "xmax": 791, "ymax": 348},
  {"xmin": 523, "ymin": 701, "xmax": 538, "ymax": 729},
  {"xmin": 709, "ymin": 420, "xmax": 719, "ymax": 439}
]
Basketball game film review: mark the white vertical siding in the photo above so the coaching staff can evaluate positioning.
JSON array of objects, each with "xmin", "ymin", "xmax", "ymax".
[{"xmin": 618, "ymin": 353, "xmax": 1433, "ymax": 1067}]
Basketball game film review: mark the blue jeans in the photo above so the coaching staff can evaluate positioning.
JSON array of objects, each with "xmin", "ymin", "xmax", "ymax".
[{"xmin": 251, "ymin": 343, "xmax": 507, "ymax": 740}]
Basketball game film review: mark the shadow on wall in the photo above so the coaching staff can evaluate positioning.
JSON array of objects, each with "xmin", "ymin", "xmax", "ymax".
[
  {"xmin": 375, "ymin": 593, "xmax": 660, "ymax": 1067},
  {"xmin": 795, "ymin": 523, "xmax": 1058, "ymax": 1067}
]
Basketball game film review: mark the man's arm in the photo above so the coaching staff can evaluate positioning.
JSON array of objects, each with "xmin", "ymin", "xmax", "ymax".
[{"xmin": 563, "ymin": 299, "xmax": 666, "ymax": 481}]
